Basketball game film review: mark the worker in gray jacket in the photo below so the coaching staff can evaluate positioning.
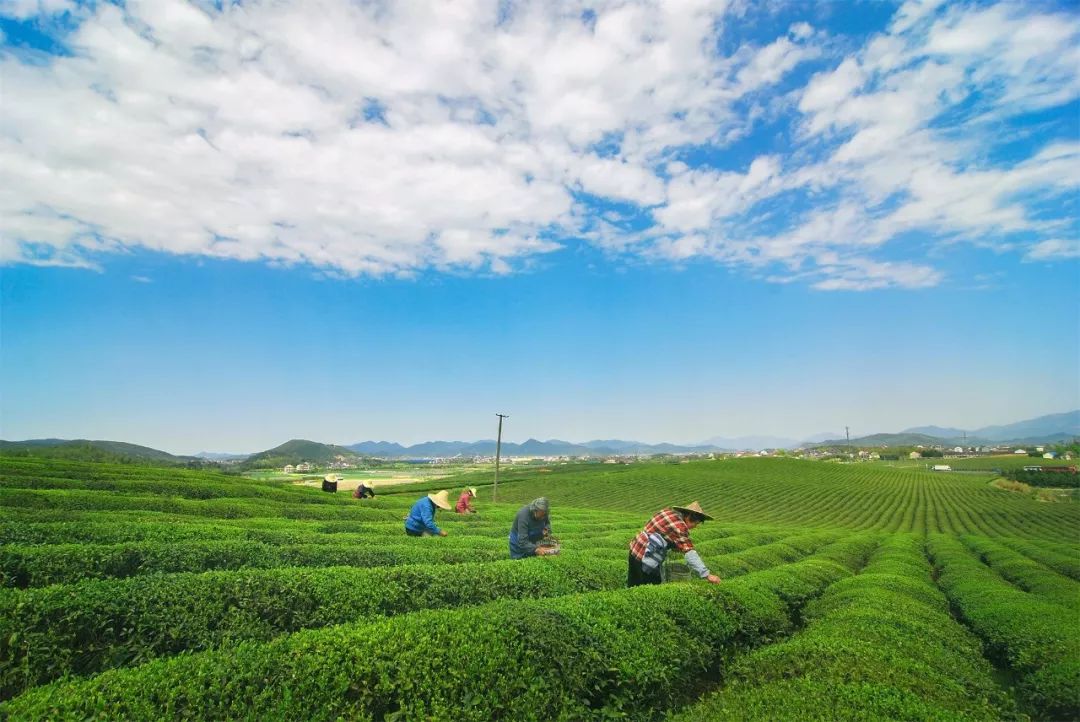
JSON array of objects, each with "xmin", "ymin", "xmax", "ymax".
[{"xmin": 509, "ymin": 497, "xmax": 556, "ymax": 558}]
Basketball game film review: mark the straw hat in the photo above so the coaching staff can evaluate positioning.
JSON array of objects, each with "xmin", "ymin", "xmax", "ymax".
[
  {"xmin": 672, "ymin": 501, "xmax": 713, "ymax": 521},
  {"xmin": 468, "ymin": 487, "xmax": 478, "ymax": 496},
  {"xmin": 323, "ymin": 474, "xmax": 342, "ymax": 482},
  {"xmin": 428, "ymin": 490, "xmax": 452, "ymax": 510}
]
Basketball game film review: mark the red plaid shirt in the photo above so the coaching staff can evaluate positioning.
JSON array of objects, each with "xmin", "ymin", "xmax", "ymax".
[{"xmin": 629, "ymin": 509, "xmax": 696, "ymax": 561}]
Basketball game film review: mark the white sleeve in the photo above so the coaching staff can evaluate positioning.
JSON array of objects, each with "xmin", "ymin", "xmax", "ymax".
[{"xmin": 683, "ymin": 550, "xmax": 711, "ymax": 578}]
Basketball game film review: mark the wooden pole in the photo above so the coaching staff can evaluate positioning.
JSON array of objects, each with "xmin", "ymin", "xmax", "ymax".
[{"xmin": 494, "ymin": 413, "xmax": 508, "ymax": 503}]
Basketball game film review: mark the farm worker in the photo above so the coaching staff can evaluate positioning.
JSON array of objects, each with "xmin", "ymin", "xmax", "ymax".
[
  {"xmin": 404, "ymin": 490, "xmax": 451, "ymax": 537},
  {"xmin": 628, "ymin": 501, "xmax": 721, "ymax": 587},
  {"xmin": 353, "ymin": 483, "xmax": 375, "ymax": 499},
  {"xmin": 455, "ymin": 487, "xmax": 478, "ymax": 514},
  {"xmin": 509, "ymin": 497, "xmax": 556, "ymax": 558},
  {"xmin": 321, "ymin": 474, "xmax": 341, "ymax": 493}
]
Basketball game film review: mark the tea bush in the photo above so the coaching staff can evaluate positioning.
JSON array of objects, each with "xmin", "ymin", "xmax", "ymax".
[
  {"xmin": 997, "ymin": 537, "xmax": 1080, "ymax": 581},
  {"xmin": 0, "ymin": 543, "xmax": 871, "ymax": 721},
  {"xmin": 3, "ymin": 457, "xmax": 1078, "ymax": 720},
  {"xmin": 668, "ymin": 535, "xmax": 1021, "ymax": 721},
  {"xmin": 928, "ymin": 535, "xmax": 1080, "ymax": 719},
  {"xmin": 0, "ymin": 539, "xmax": 511, "ymax": 588},
  {"xmin": 0, "ymin": 555, "xmax": 623, "ymax": 698},
  {"xmin": 960, "ymin": 534, "xmax": 1080, "ymax": 609}
]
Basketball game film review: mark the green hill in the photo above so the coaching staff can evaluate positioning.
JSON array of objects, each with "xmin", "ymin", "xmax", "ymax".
[
  {"xmin": 812, "ymin": 432, "xmax": 964, "ymax": 447},
  {"xmin": 242, "ymin": 439, "xmax": 363, "ymax": 469},
  {"xmin": 0, "ymin": 439, "xmax": 191, "ymax": 465}
]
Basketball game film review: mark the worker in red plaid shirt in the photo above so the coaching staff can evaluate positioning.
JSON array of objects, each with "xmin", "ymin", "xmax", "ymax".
[{"xmin": 628, "ymin": 501, "xmax": 721, "ymax": 587}]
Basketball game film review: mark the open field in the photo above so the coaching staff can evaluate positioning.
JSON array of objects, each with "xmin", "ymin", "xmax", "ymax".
[
  {"xmin": 879, "ymin": 455, "xmax": 1075, "ymax": 472},
  {"xmin": 248, "ymin": 464, "xmax": 490, "ymax": 489},
  {"xmin": 292, "ymin": 471, "xmax": 461, "ymax": 491},
  {"xmin": 394, "ymin": 457, "xmax": 1080, "ymax": 540},
  {"xmin": 1, "ymin": 455, "xmax": 1077, "ymax": 720}
]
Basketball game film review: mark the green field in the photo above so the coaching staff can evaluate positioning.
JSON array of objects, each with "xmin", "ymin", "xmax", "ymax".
[
  {"xmin": 940, "ymin": 455, "xmax": 1075, "ymax": 471},
  {"xmin": 1, "ymin": 456, "xmax": 1077, "ymax": 720}
]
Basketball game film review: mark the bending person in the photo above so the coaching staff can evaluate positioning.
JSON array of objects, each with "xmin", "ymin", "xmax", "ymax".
[
  {"xmin": 628, "ymin": 501, "xmax": 721, "ymax": 586},
  {"xmin": 509, "ymin": 497, "xmax": 555, "ymax": 558},
  {"xmin": 455, "ymin": 487, "xmax": 478, "ymax": 514},
  {"xmin": 404, "ymin": 490, "xmax": 451, "ymax": 537}
]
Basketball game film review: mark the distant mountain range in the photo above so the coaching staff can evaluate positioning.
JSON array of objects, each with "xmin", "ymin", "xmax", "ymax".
[
  {"xmin": 698, "ymin": 434, "xmax": 827, "ymax": 450},
  {"xmin": 194, "ymin": 451, "xmax": 250, "ymax": 461},
  {"xmin": 351, "ymin": 412, "xmax": 1077, "ymax": 456},
  {"xmin": 3, "ymin": 411, "xmax": 1076, "ymax": 465},
  {"xmin": 813, "ymin": 410, "xmax": 1080, "ymax": 448},
  {"xmin": 903, "ymin": 410, "xmax": 1080, "ymax": 442}
]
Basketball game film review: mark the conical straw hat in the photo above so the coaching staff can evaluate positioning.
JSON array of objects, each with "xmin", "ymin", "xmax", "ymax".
[
  {"xmin": 428, "ymin": 490, "xmax": 452, "ymax": 510},
  {"xmin": 672, "ymin": 501, "xmax": 713, "ymax": 521},
  {"xmin": 468, "ymin": 487, "xmax": 478, "ymax": 496}
]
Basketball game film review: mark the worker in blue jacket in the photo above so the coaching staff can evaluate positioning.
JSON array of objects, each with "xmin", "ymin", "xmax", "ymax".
[
  {"xmin": 510, "ymin": 497, "xmax": 556, "ymax": 558},
  {"xmin": 405, "ymin": 490, "xmax": 452, "ymax": 537}
]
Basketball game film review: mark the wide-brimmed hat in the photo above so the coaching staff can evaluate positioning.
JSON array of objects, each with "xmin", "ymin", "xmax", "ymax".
[
  {"xmin": 672, "ymin": 501, "xmax": 713, "ymax": 521},
  {"xmin": 468, "ymin": 487, "xmax": 478, "ymax": 496},
  {"xmin": 323, "ymin": 474, "xmax": 342, "ymax": 482},
  {"xmin": 428, "ymin": 490, "xmax": 452, "ymax": 510}
]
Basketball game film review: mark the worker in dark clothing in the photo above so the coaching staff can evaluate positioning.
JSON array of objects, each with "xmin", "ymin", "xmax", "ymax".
[{"xmin": 509, "ymin": 497, "xmax": 556, "ymax": 558}]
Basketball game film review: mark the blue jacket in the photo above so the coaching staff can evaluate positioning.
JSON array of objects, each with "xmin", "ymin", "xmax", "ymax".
[
  {"xmin": 405, "ymin": 497, "xmax": 441, "ymax": 535},
  {"xmin": 509, "ymin": 504, "xmax": 551, "ymax": 559}
]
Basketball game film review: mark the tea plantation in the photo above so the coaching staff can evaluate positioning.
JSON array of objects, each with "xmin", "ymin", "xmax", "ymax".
[{"xmin": 1, "ymin": 456, "xmax": 1077, "ymax": 720}]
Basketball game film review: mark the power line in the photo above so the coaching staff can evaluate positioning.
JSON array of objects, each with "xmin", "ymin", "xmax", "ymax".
[{"xmin": 493, "ymin": 413, "xmax": 509, "ymax": 503}]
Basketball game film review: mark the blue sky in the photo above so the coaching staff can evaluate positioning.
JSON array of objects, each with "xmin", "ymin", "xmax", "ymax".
[{"xmin": 1, "ymin": 0, "xmax": 1077, "ymax": 454}]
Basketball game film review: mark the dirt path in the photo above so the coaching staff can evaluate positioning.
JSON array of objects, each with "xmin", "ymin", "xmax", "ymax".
[{"xmin": 294, "ymin": 475, "xmax": 450, "ymax": 491}]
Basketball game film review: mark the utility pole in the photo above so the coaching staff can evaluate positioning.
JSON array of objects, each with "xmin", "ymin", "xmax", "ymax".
[
  {"xmin": 493, "ymin": 413, "xmax": 509, "ymax": 503},
  {"xmin": 845, "ymin": 426, "xmax": 851, "ymax": 458}
]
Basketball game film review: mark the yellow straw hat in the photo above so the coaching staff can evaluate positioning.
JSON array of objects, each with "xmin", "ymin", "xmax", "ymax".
[
  {"xmin": 468, "ymin": 487, "xmax": 478, "ymax": 496},
  {"xmin": 428, "ymin": 490, "xmax": 452, "ymax": 510},
  {"xmin": 671, "ymin": 501, "xmax": 714, "ymax": 521}
]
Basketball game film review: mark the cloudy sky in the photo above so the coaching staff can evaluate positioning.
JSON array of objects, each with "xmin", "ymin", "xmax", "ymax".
[{"xmin": 1, "ymin": 0, "xmax": 1077, "ymax": 453}]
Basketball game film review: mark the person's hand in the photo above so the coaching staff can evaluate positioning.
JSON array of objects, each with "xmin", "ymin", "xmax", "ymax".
[
  {"xmin": 439, "ymin": 530, "xmax": 448, "ymax": 537},
  {"xmin": 706, "ymin": 574, "xmax": 722, "ymax": 584}
]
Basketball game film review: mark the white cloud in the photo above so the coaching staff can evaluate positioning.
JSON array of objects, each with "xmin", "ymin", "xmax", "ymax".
[
  {"xmin": 811, "ymin": 259, "xmax": 943, "ymax": 291},
  {"xmin": 574, "ymin": 155, "xmax": 666, "ymax": 206},
  {"xmin": 736, "ymin": 34, "xmax": 819, "ymax": 93},
  {"xmin": 890, "ymin": 0, "xmax": 945, "ymax": 34},
  {"xmin": 0, "ymin": 0, "xmax": 75, "ymax": 20},
  {"xmin": 0, "ymin": 0, "xmax": 1076, "ymax": 290},
  {"xmin": 762, "ymin": 0, "xmax": 1080, "ymax": 287},
  {"xmin": 2, "ymin": 0, "xmax": 755, "ymax": 276},
  {"xmin": 1025, "ymin": 238, "xmax": 1080, "ymax": 261}
]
